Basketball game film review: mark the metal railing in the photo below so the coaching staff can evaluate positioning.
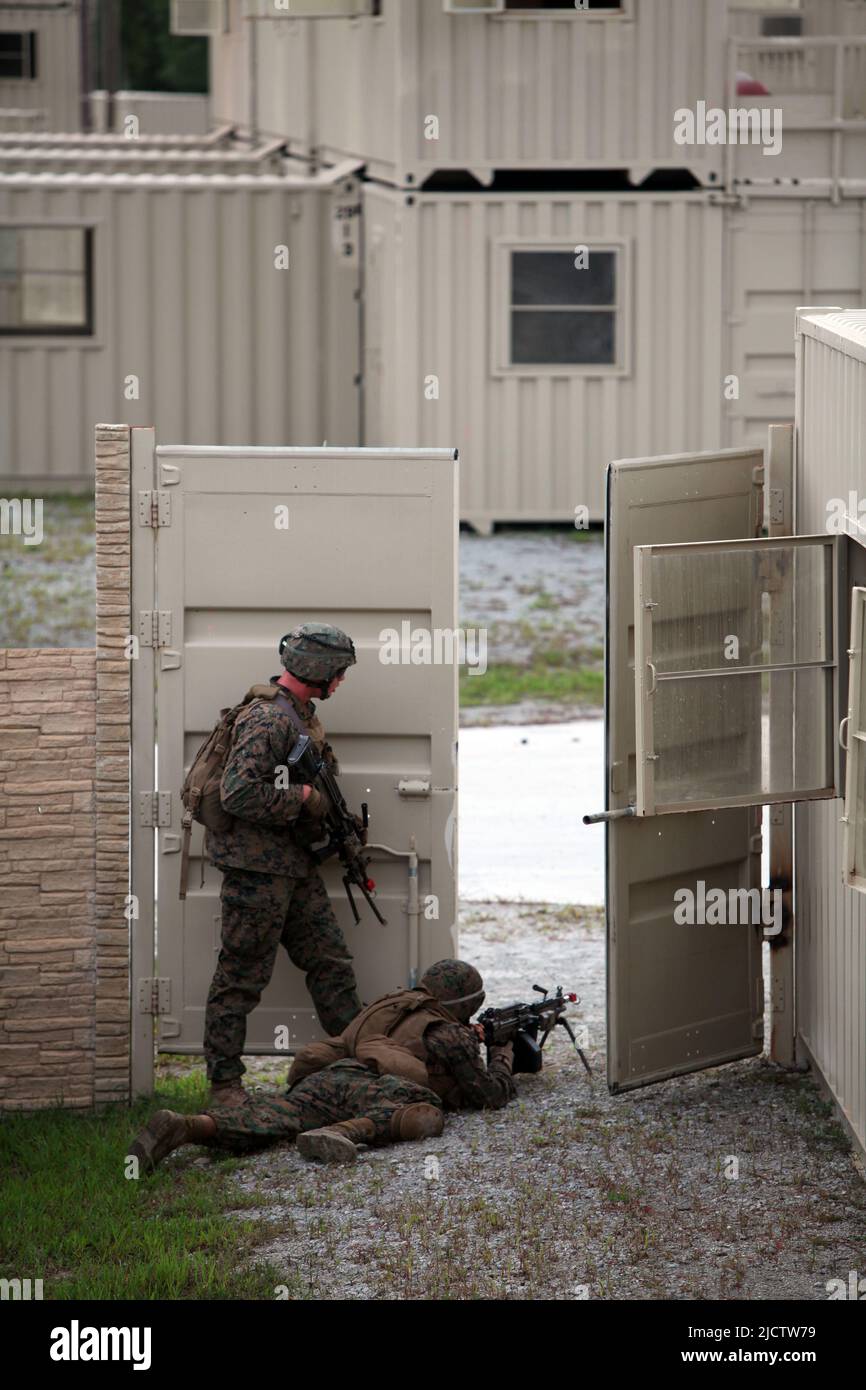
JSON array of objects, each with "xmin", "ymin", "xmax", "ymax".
[{"xmin": 726, "ymin": 35, "xmax": 866, "ymax": 194}]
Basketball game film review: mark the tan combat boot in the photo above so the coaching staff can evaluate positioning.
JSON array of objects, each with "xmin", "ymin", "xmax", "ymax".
[
  {"xmin": 207, "ymin": 1079, "xmax": 248, "ymax": 1109},
  {"xmin": 297, "ymin": 1116, "xmax": 376, "ymax": 1164},
  {"xmin": 127, "ymin": 1109, "xmax": 203, "ymax": 1175},
  {"xmin": 390, "ymin": 1103, "xmax": 444, "ymax": 1142}
]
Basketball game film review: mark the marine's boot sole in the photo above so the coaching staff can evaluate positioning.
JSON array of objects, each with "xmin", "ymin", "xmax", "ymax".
[
  {"xmin": 128, "ymin": 1109, "xmax": 189, "ymax": 1175},
  {"xmin": 297, "ymin": 1127, "xmax": 359, "ymax": 1164}
]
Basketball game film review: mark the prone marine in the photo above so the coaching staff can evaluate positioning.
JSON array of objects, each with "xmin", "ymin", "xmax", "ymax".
[{"xmin": 128, "ymin": 959, "xmax": 516, "ymax": 1171}]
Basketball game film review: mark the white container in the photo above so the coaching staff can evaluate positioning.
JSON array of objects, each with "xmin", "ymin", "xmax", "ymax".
[
  {"xmin": 363, "ymin": 183, "xmax": 725, "ymax": 530},
  {"xmin": 795, "ymin": 305, "xmax": 866, "ymax": 1162},
  {"xmin": 0, "ymin": 158, "xmax": 362, "ymax": 488},
  {"xmin": 212, "ymin": 0, "xmax": 728, "ymax": 186}
]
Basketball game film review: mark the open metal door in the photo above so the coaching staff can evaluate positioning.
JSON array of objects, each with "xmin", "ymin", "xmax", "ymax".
[
  {"xmin": 605, "ymin": 448, "xmax": 765, "ymax": 1092},
  {"xmin": 143, "ymin": 440, "xmax": 458, "ymax": 1057}
]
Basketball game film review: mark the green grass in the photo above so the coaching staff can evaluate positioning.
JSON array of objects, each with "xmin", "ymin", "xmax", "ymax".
[
  {"xmin": 460, "ymin": 661, "xmax": 603, "ymax": 707},
  {"xmin": 0, "ymin": 492, "xmax": 96, "ymax": 647},
  {"xmin": 0, "ymin": 1074, "xmax": 298, "ymax": 1300}
]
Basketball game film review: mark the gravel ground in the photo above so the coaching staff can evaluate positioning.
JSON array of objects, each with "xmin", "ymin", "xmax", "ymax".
[
  {"xmin": 460, "ymin": 528, "xmax": 604, "ymax": 725},
  {"xmin": 159, "ymin": 901, "xmax": 866, "ymax": 1301}
]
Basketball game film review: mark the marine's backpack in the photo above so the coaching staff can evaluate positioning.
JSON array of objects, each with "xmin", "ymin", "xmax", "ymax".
[{"xmin": 178, "ymin": 683, "xmax": 306, "ymax": 899}]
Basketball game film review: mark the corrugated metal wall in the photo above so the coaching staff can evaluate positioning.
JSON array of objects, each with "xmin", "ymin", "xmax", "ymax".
[
  {"xmin": 795, "ymin": 310, "xmax": 866, "ymax": 1161},
  {"xmin": 363, "ymin": 186, "xmax": 724, "ymax": 528},
  {"xmin": 0, "ymin": 170, "xmax": 361, "ymax": 487},
  {"xmin": 403, "ymin": 0, "xmax": 725, "ymax": 182},
  {"xmin": 211, "ymin": 0, "xmax": 727, "ymax": 185},
  {"xmin": 725, "ymin": 192, "xmax": 866, "ymax": 451},
  {"xmin": 0, "ymin": 5, "xmax": 81, "ymax": 132}
]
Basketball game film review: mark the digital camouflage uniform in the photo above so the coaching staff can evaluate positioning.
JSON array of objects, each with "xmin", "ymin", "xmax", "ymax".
[
  {"xmin": 128, "ymin": 961, "xmax": 517, "ymax": 1170},
  {"xmin": 203, "ymin": 1060, "xmax": 443, "ymax": 1154},
  {"xmin": 203, "ymin": 962, "xmax": 517, "ymax": 1153},
  {"xmin": 203, "ymin": 626, "xmax": 363, "ymax": 1084}
]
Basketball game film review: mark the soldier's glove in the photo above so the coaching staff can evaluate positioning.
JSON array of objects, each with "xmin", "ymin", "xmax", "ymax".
[
  {"xmin": 351, "ymin": 813, "xmax": 368, "ymax": 847},
  {"xmin": 304, "ymin": 787, "xmax": 327, "ymax": 819}
]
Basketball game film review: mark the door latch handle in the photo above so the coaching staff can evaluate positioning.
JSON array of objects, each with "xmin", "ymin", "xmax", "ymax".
[
  {"xmin": 839, "ymin": 715, "xmax": 851, "ymax": 751},
  {"xmin": 645, "ymin": 661, "xmax": 657, "ymax": 696}
]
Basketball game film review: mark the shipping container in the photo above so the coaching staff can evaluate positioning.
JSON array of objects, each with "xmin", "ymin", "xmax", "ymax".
[
  {"xmin": 0, "ymin": 156, "xmax": 362, "ymax": 489},
  {"xmin": 363, "ymin": 184, "xmax": 725, "ymax": 530},
  {"xmin": 0, "ymin": 2, "xmax": 81, "ymax": 133},
  {"xmin": 724, "ymin": 187, "xmax": 866, "ymax": 449},
  {"xmin": 213, "ymin": 0, "xmax": 728, "ymax": 186},
  {"xmin": 794, "ymin": 306, "xmax": 866, "ymax": 1163}
]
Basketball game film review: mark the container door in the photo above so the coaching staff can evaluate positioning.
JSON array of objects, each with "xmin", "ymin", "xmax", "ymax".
[
  {"xmin": 150, "ymin": 442, "xmax": 459, "ymax": 1055},
  {"xmin": 606, "ymin": 448, "xmax": 765, "ymax": 1092}
]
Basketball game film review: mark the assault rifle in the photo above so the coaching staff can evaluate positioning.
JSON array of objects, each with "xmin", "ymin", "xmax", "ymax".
[
  {"xmin": 477, "ymin": 984, "xmax": 591, "ymax": 1076},
  {"xmin": 287, "ymin": 733, "xmax": 387, "ymax": 926}
]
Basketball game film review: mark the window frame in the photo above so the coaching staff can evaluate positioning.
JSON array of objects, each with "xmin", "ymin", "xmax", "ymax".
[
  {"xmin": 491, "ymin": 236, "xmax": 631, "ymax": 378},
  {"xmin": 0, "ymin": 224, "xmax": 96, "ymax": 339},
  {"xmin": 633, "ymin": 532, "xmax": 840, "ymax": 817},
  {"xmin": 444, "ymin": 1, "xmax": 632, "ymax": 17},
  {"xmin": 0, "ymin": 30, "xmax": 38, "ymax": 81}
]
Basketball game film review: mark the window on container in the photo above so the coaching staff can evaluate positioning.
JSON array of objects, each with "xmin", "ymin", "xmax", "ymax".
[
  {"xmin": 509, "ymin": 247, "xmax": 619, "ymax": 367},
  {"xmin": 633, "ymin": 536, "xmax": 838, "ymax": 816},
  {"xmin": 0, "ymin": 227, "xmax": 93, "ymax": 336},
  {"xmin": 504, "ymin": 1, "xmax": 624, "ymax": 9},
  {"xmin": 446, "ymin": 1, "xmax": 626, "ymax": 13},
  {"xmin": 0, "ymin": 32, "xmax": 38, "ymax": 79},
  {"xmin": 760, "ymin": 14, "xmax": 803, "ymax": 38}
]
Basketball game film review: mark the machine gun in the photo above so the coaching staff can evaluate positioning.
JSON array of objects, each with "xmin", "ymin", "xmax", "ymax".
[
  {"xmin": 287, "ymin": 733, "xmax": 387, "ymax": 926},
  {"xmin": 477, "ymin": 984, "xmax": 591, "ymax": 1076}
]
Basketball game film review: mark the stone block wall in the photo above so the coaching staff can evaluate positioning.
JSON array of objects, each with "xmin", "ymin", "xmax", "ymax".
[{"xmin": 0, "ymin": 424, "xmax": 132, "ymax": 1109}]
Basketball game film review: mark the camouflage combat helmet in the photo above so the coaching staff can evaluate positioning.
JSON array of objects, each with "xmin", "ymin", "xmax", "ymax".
[
  {"xmin": 420, "ymin": 959, "xmax": 485, "ymax": 1024},
  {"xmin": 279, "ymin": 623, "xmax": 356, "ymax": 700}
]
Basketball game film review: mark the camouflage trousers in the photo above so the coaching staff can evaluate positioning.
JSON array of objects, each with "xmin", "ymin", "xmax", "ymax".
[
  {"xmin": 204, "ymin": 866, "xmax": 362, "ymax": 1084},
  {"xmin": 204, "ymin": 1059, "xmax": 443, "ymax": 1154}
]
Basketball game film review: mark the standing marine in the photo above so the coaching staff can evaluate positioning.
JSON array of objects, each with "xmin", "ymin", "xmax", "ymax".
[
  {"xmin": 129, "ymin": 960, "xmax": 517, "ymax": 1171},
  {"xmin": 203, "ymin": 623, "xmax": 364, "ymax": 1109}
]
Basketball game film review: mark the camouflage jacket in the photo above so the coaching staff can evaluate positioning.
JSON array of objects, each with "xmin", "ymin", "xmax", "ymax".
[
  {"xmin": 423, "ymin": 1021, "xmax": 517, "ymax": 1111},
  {"xmin": 288, "ymin": 988, "xmax": 517, "ymax": 1111},
  {"xmin": 205, "ymin": 675, "xmax": 338, "ymax": 877}
]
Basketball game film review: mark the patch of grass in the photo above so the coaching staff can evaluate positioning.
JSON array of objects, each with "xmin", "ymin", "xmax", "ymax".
[
  {"xmin": 0, "ymin": 1074, "xmax": 295, "ymax": 1300},
  {"xmin": 0, "ymin": 492, "xmax": 96, "ymax": 646},
  {"xmin": 460, "ymin": 662, "xmax": 603, "ymax": 707},
  {"xmin": 529, "ymin": 590, "xmax": 557, "ymax": 611}
]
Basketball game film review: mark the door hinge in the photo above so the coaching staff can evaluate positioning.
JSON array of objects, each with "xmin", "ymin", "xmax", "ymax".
[
  {"xmin": 397, "ymin": 779, "xmax": 431, "ymax": 798},
  {"xmin": 137, "ymin": 490, "xmax": 171, "ymax": 527},
  {"xmin": 138, "ymin": 611, "xmax": 172, "ymax": 648},
  {"xmin": 137, "ymin": 977, "xmax": 171, "ymax": 1015},
  {"xmin": 138, "ymin": 791, "xmax": 172, "ymax": 827}
]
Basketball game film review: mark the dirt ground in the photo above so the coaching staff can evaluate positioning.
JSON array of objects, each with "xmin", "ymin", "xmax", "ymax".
[{"xmin": 158, "ymin": 901, "xmax": 866, "ymax": 1301}]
